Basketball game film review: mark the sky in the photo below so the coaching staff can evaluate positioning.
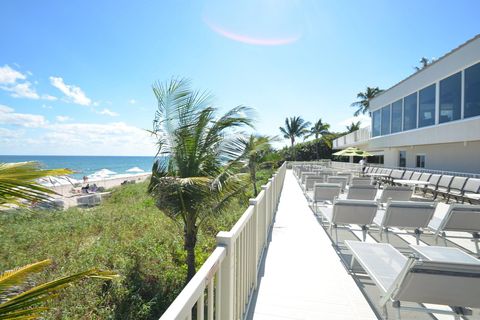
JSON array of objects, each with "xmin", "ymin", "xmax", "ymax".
[{"xmin": 0, "ymin": 0, "xmax": 479, "ymax": 156}]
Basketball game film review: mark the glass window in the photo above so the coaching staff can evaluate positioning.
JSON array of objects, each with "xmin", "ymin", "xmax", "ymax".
[
  {"xmin": 403, "ymin": 92, "xmax": 417, "ymax": 131},
  {"xmin": 381, "ymin": 105, "xmax": 391, "ymax": 135},
  {"xmin": 416, "ymin": 155, "xmax": 425, "ymax": 168},
  {"xmin": 372, "ymin": 110, "xmax": 381, "ymax": 137},
  {"xmin": 391, "ymin": 99, "xmax": 402, "ymax": 133},
  {"xmin": 465, "ymin": 62, "xmax": 480, "ymax": 118},
  {"xmin": 418, "ymin": 84, "xmax": 436, "ymax": 127},
  {"xmin": 439, "ymin": 72, "xmax": 461, "ymax": 123},
  {"xmin": 399, "ymin": 151, "xmax": 406, "ymax": 167}
]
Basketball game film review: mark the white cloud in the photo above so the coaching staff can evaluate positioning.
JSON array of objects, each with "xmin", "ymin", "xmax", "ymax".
[
  {"xmin": 0, "ymin": 65, "xmax": 26, "ymax": 84},
  {"xmin": 129, "ymin": 99, "xmax": 137, "ymax": 104},
  {"xmin": 56, "ymin": 115, "xmax": 72, "ymax": 122},
  {"xmin": 0, "ymin": 104, "xmax": 47, "ymax": 128},
  {"xmin": 1, "ymin": 81, "xmax": 40, "ymax": 99},
  {"xmin": 0, "ymin": 65, "xmax": 57, "ymax": 100},
  {"xmin": 49, "ymin": 76, "xmax": 92, "ymax": 106},
  {"xmin": 42, "ymin": 104, "xmax": 53, "ymax": 109},
  {"xmin": 97, "ymin": 108, "xmax": 119, "ymax": 117}
]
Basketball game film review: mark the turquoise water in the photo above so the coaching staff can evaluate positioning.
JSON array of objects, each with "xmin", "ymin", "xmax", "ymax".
[{"xmin": 0, "ymin": 155, "xmax": 155, "ymax": 180}]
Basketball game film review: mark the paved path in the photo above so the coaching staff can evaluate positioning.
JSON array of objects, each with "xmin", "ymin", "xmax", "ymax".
[{"xmin": 249, "ymin": 170, "xmax": 377, "ymax": 320}]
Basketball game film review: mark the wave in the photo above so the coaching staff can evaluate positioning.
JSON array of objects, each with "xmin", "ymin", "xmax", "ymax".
[{"xmin": 126, "ymin": 166, "xmax": 145, "ymax": 173}]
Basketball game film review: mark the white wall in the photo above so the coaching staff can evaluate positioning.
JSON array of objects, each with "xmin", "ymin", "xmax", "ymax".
[{"xmin": 380, "ymin": 141, "xmax": 480, "ymax": 173}]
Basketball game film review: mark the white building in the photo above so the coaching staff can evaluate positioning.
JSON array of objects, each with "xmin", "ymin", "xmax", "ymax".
[{"xmin": 333, "ymin": 34, "xmax": 480, "ymax": 173}]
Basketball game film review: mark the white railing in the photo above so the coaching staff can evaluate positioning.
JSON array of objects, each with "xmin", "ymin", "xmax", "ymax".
[
  {"xmin": 333, "ymin": 126, "xmax": 371, "ymax": 149},
  {"xmin": 160, "ymin": 162, "xmax": 287, "ymax": 320}
]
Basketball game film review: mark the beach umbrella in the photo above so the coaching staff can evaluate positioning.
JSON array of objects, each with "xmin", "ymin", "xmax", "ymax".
[{"xmin": 333, "ymin": 147, "xmax": 373, "ymax": 157}]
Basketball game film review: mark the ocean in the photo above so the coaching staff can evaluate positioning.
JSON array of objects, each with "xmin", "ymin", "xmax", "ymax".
[{"xmin": 0, "ymin": 155, "xmax": 156, "ymax": 180}]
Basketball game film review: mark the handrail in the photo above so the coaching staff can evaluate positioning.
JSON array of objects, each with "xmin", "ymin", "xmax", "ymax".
[{"xmin": 159, "ymin": 162, "xmax": 287, "ymax": 320}]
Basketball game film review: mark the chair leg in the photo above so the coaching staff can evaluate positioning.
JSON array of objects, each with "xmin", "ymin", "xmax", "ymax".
[
  {"xmin": 414, "ymin": 228, "xmax": 421, "ymax": 245},
  {"xmin": 362, "ymin": 225, "xmax": 368, "ymax": 242}
]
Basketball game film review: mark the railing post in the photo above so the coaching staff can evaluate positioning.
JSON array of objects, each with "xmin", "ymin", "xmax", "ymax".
[
  {"xmin": 217, "ymin": 231, "xmax": 235, "ymax": 320},
  {"xmin": 261, "ymin": 185, "xmax": 270, "ymax": 236},
  {"xmin": 249, "ymin": 199, "xmax": 259, "ymax": 288}
]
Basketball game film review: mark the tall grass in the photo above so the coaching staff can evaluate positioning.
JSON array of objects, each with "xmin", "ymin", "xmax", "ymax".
[{"xmin": 0, "ymin": 173, "xmax": 266, "ymax": 319}]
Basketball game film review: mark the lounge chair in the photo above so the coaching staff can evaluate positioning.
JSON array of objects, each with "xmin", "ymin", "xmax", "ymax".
[
  {"xmin": 461, "ymin": 178, "xmax": 480, "ymax": 204},
  {"xmin": 346, "ymin": 184, "xmax": 378, "ymax": 200},
  {"xmin": 311, "ymin": 183, "xmax": 342, "ymax": 213},
  {"xmin": 428, "ymin": 203, "xmax": 480, "ymax": 254},
  {"xmin": 304, "ymin": 175, "xmax": 325, "ymax": 191},
  {"xmin": 379, "ymin": 186, "xmax": 413, "ymax": 203},
  {"xmin": 445, "ymin": 176, "xmax": 468, "ymax": 203},
  {"xmin": 388, "ymin": 169, "xmax": 405, "ymax": 186},
  {"xmin": 374, "ymin": 200, "xmax": 436, "ymax": 244},
  {"xmin": 423, "ymin": 174, "xmax": 441, "ymax": 196},
  {"xmin": 321, "ymin": 199, "xmax": 378, "ymax": 241},
  {"xmin": 410, "ymin": 172, "xmax": 422, "ymax": 180},
  {"xmin": 402, "ymin": 170, "xmax": 414, "ymax": 180},
  {"xmin": 345, "ymin": 240, "xmax": 480, "ymax": 319},
  {"xmin": 337, "ymin": 172, "xmax": 352, "ymax": 184},
  {"xmin": 351, "ymin": 177, "xmax": 372, "ymax": 186},
  {"xmin": 433, "ymin": 175, "xmax": 454, "ymax": 200},
  {"xmin": 327, "ymin": 176, "xmax": 348, "ymax": 191}
]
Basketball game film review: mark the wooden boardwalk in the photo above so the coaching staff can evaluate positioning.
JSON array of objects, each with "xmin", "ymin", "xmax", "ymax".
[{"xmin": 247, "ymin": 170, "xmax": 377, "ymax": 320}]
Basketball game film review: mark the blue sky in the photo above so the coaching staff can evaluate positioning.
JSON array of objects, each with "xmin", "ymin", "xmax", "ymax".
[{"xmin": 0, "ymin": 0, "xmax": 478, "ymax": 155}]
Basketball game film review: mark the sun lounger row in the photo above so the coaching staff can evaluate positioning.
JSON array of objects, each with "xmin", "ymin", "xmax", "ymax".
[
  {"xmin": 364, "ymin": 166, "xmax": 480, "ymax": 204},
  {"xmin": 318, "ymin": 199, "xmax": 480, "ymax": 249}
]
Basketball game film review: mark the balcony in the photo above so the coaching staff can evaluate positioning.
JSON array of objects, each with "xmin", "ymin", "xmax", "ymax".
[{"xmin": 332, "ymin": 126, "xmax": 371, "ymax": 149}]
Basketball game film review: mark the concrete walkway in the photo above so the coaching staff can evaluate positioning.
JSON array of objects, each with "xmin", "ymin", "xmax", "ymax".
[{"xmin": 249, "ymin": 170, "xmax": 377, "ymax": 320}]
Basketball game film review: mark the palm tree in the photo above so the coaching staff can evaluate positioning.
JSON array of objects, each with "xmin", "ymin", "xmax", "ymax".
[
  {"xmin": 350, "ymin": 87, "xmax": 383, "ymax": 116},
  {"xmin": 238, "ymin": 135, "xmax": 274, "ymax": 196},
  {"xmin": 0, "ymin": 162, "xmax": 117, "ymax": 318},
  {"xmin": 305, "ymin": 119, "xmax": 330, "ymax": 160},
  {"xmin": 346, "ymin": 121, "xmax": 361, "ymax": 133},
  {"xmin": 279, "ymin": 116, "xmax": 310, "ymax": 161},
  {"xmin": 0, "ymin": 162, "xmax": 71, "ymax": 209},
  {"xmin": 0, "ymin": 260, "xmax": 117, "ymax": 319},
  {"xmin": 148, "ymin": 78, "xmax": 252, "ymax": 282},
  {"xmin": 415, "ymin": 57, "xmax": 435, "ymax": 71}
]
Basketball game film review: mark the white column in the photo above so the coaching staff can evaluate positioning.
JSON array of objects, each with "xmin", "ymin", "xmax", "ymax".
[{"xmin": 216, "ymin": 231, "xmax": 235, "ymax": 320}]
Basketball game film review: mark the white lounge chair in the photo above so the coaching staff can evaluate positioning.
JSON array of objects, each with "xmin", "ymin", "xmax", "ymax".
[
  {"xmin": 345, "ymin": 240, "xmax": 480, "ymax": 319},
  {"xmin": 461, "ymin": 178, "xmax": 480, "ymax": 204},
  {"xmin": 311, "ymin": 183, "xmax": 342, "ymax": 213},
  {"xmin": 351, "ymin": 177, "xmax": 372, "ymax": 186},
  {"xmin": 346, "ymin": 184, "xmax": 377, "ymax": 200},
  {"xmin": 428, "ymin": 203, "xmax": 480, "ymax": 254},
  {"xmin": 321, "ymin": 199, "xmax": 378, "ymax": 241},
  {"xmin": 379, "ymin": 186, "xmax": 413, "ymax": 203},
  {"xmin": 304, "ymin": 175, "xmax": 325, "ymax": 192},
  {"xmin": 374, "ymin": 201, "xmax": 436, "ymax": 244},
  {"xmin": 327, "ymin": 176, "xmax": 348, "ymax": 191}
]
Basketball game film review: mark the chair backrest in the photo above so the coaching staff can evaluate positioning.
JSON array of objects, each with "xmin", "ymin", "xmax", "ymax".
[
  {"xmin": 327, "ymin": 176, "xmax": 348, "ymax": 190},
  {"xmin": 351, "ymin": 177, "xmax": 372, "ymax": 186},
  {"xmin": 347, "ymin": 185, "xmax": 378, "ymax": 200},
  {"xmin": 437, "ymin": 175, "xmax": 454, "ymax": 189},
  {"xmin": 305, "ymin": 176, "xmax": 325, "ymax": 190},
  {"xmin": 379, "ymin": 186, "xmax": 414, "ymax": 203},
  {"xmin": 371, "ymin": 167, "xmax": 379, "ymax": 173},
  {"xmin": 419, "ymin": 172, "xmax": 432, "ymax": 182},
  {"xmin": 381, "ymin": 201, "xmax": 436, "ymax": 228},
  {"xmin": 313, "ymin": 183, "xmax": 342, "ymax": 202},
  {"xmin": 428, "ymin": 174, "xmax": 442, "ymax": 188},
  {"xmin": 301, "ymin": 172, "xmax": 316, "ymax": 184},
  {"xmin": 337, "ymin": 172, "xmax": 352, "ymax": 184},
  {"xmin": 383, "ymin": 169, "xmax": 393, "ymax": 176},
  {"xmin": 437, "ymin": 204, "xmax": 480, "ymax": 233},
  {"xmin": 449, "ymin": 176, "xmax": 468, "ymax": 193},
  {"xmin": 364, "ymin": 167, "xmax": 372, "ymax": 173},
  {"xmin": 332, "ymin": 199, "xmax": 378, "ymax": 225},
  {"xmin": 463, "ymin": 178, "xmax": 480, "ymax": 194},
  {"xmin": 410, "ymin": 172, "xmax": 422, "ymax": 180},
  {"xmin": 390, "ymin": 170, "xmax": 405, "ymax": 179},
  {"xmin": 394, "ymin": 259, "xmax": 480, "ymax": 308},
  {"xmin": 403, "ymin": 171, "xmax": 414, "ymax": 180}
]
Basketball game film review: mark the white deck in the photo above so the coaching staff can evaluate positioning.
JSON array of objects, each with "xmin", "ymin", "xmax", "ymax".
[{"xmin": 249, "ymin": 170, "xmax": 377, "ymax": 320}]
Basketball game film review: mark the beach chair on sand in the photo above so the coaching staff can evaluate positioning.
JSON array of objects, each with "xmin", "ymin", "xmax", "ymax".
[
  {"xmin": 345, "ymin": 240, "xmax": 480, "ymax": 320},
  {"xmin": 374, "ymin": 201, "xmax": 436, "ymax": 244},
  {"xmin": 346, "ymin": 184, "xmax": 377, "ymax": 200},
  {"xmin": 311, "ymin": 183, "xmax": 341, "ymax": 213},
  {"xmin": 320, "ymin": 199, "xmax": 378, "ymax": 241},
  {"xmin": 428, "ymin": 204, "xmax": 480, "ymax": 254}
]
